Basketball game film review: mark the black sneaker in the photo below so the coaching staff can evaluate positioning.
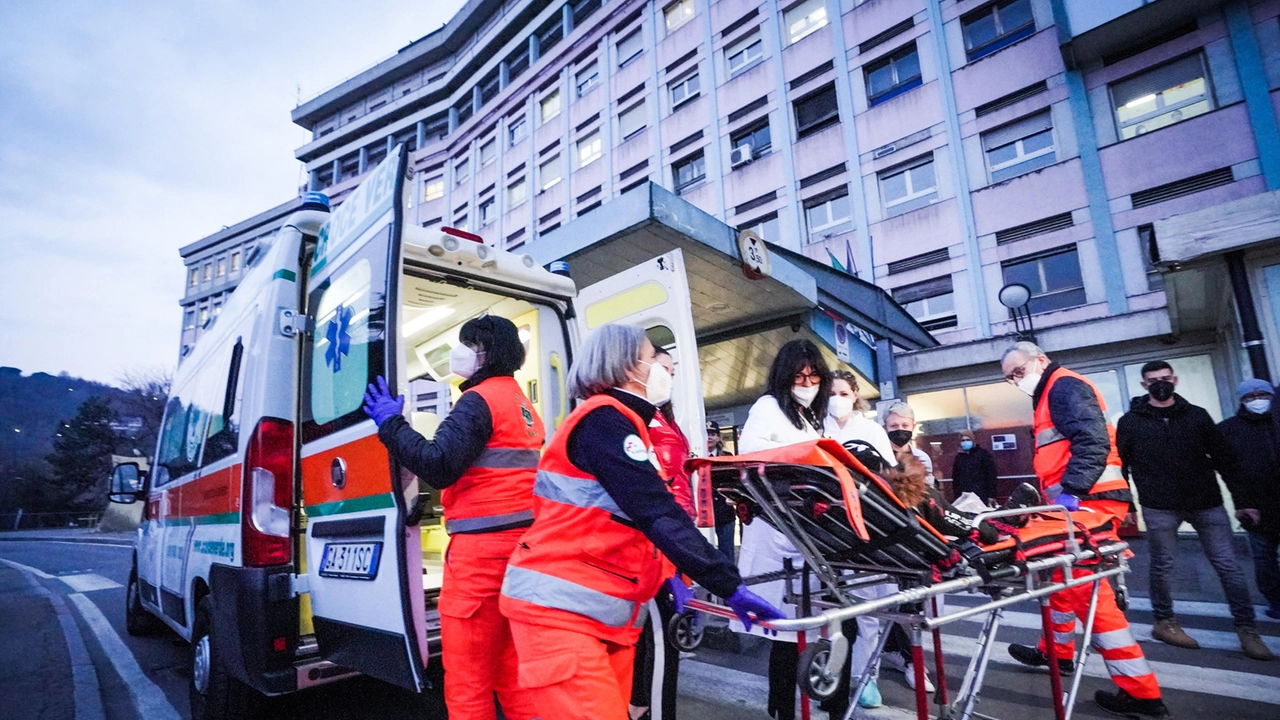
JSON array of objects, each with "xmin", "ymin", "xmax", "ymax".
[
  {"xmin": 1094, "ymin": 689, "xmax": 1169, "ymax": 718},
  {"xmin": 1007, "ymin": 643, "xmax": 1075, "ymax": 676}
]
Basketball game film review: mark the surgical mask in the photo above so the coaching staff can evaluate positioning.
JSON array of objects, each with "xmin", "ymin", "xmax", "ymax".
[
  {"xmin": 1245, "ymin": 398, "xmax": 1272, "ymax": 415},
  {"xmin": 827, "ymin": 395, "xmax": 854, "ymax": 420},
  {"xmin": 960, "ymin": 440, "xmax": 974, "ymax": 451},
  {"xmin": 887, "ymin": 429, "xmax": 913, "ymax": 447},
  {"xmin": 1147, "ymin": 380, "xmax": 1175, "ymax": 402},
  {"xmin": 636, "ymin": 361, "xmax": 672, "ymax": 406},
  {"xmin": 449, "ymin": 344, "xmax": 483, "ymax": 379},
  {"xmin": 792, "ymin": 384, "xmax": 821, "ymax": 408},
  {"xmin": 1016, "ymin": 372, "xmax": 1042, "ymax": 397}
]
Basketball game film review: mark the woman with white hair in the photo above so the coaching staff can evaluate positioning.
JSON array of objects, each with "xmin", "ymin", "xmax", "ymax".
[{"xmin": 500, "ymin": 323, "xmax": 782, "ymax": 720}]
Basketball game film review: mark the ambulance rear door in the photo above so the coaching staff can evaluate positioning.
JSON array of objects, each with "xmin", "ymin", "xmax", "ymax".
[{"xmin": 298, "ymin": 145, "xmax": 426, "ymax": 691}]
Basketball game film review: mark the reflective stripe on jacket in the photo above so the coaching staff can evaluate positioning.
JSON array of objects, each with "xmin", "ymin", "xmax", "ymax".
[{"xmin": 1033, "ymin": 367, "xmax": 1131, "ymax": 502}]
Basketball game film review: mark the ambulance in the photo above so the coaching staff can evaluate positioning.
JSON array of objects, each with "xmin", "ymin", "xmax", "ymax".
[{"xmin": 108, "ymin": 145, "xmax": 707, "ymax": 718}]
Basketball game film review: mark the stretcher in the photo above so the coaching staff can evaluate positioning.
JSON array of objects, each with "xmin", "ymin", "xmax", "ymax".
[{"xmin": 681, "ymin": 440, "xmax": 1131, "ymax": 720}]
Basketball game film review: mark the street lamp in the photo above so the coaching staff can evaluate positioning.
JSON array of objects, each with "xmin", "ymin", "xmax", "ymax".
[{"xmin": 998, "ymin": 282, "xmax": 1037, "ymax": 343}]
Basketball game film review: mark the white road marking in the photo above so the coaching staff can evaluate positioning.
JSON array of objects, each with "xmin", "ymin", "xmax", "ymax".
[
  {"xmin": 1125, "ymin": 596, "xmax": 1276, "ymax": 623},
  {"xmin": 0, "ymin": 556, "xmax": 56, "ymax": 579},
  {"xmin": 68, "ymin": 593, "xmax": 183, "ymax": 720},
  {"xmin": 59, "ymin": 574, "xmax": 124, "ymax": 593}
]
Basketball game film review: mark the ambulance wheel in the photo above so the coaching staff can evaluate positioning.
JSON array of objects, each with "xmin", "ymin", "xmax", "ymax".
[
  {"xmin": 190, "ymin": 596, "xmax": 261, "ymax": 720},
  {"xmin": 667, "ymin": 610, "xmax": 704, "ymax": 652},
  {"xmin": 797, "ymin": 639, "xmax": 841, "ymax": 701},
  {"xmin": 125, "ymin": 565, "xmax": 161, "ymax": 636}
]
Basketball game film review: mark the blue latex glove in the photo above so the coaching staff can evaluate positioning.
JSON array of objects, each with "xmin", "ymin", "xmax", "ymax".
[
  {"xmin": 1054, "ymin": 493, "xmax": 1080, "ymax": 511},
  {"xmin": 362, "ymin": 376, "xmax": 405, "ymax": 426},
  {"xmin": 667, "ymin": 576, "xmax": 694, "ymax": 614},
  {"xmin": 726, "ymin": 585, "xmax": 784, "ymax": 632}
]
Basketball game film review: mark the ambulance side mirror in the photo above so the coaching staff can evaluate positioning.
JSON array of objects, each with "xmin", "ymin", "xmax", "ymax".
[{"xmin": 108, "ymin": 463, "xmax": 144, "ymax": 504}]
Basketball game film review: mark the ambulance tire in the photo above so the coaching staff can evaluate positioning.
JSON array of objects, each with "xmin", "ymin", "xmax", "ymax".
[
  {"xmin": 797, "ymin": 639, "xmax": 840, "ymax": 701},
  {"xmin": 125, "ymin": 566, "xmax": 161, "ymax": 637},
  {"xmin": 190, "ymin": 596, "xmax": 261, "ymax": 720}
]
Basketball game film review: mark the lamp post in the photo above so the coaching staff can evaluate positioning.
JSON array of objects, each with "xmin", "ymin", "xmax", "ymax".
[{"xmin": 998, "ymin": 282, "xmax": 1036, "ymax": 343}]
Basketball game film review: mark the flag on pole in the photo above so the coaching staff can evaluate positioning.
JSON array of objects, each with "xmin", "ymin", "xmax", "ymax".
[{"xmin": 826, "ymin": 248, "xmax": 846, "ymax": 273}]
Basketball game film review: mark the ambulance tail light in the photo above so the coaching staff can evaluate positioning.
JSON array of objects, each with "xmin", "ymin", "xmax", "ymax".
[{"xmin": 243, "ymin": 417, "xmax": 294, "ymax": 567}]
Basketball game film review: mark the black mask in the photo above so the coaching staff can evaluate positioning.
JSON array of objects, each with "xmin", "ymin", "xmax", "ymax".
[
  {"xmin": 1147, "ymin": 380, "xmax": 1175, "ymax": 402},
  {"xmin": 887, "ymin": 429, "xmax": 914, "ymax": 447}
]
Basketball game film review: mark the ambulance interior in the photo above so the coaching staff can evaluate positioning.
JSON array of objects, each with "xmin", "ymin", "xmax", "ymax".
[{"xmin": 397, "ymin": 271, "xmax": 569, "ymax": 582}]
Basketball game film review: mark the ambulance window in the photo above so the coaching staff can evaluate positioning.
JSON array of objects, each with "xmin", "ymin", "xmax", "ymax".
[
  {"xmin": 155, "ymin": 384, "xmax": 203, "ymax": 483},
  {"xmin": 202, "ymin": 340, "xmax": 245, "ymax": 467}
]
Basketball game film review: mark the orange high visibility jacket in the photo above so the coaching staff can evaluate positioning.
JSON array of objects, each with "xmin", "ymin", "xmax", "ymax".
[
  {"xmin": 500, "ymin": 393, "xmax": 668, "ymax": 644},
  {"xmin": 1033, "ymin": 367, "xmax": 1132, "ymax": 503},
  {"xmin": 442, "ymin": 376, "xmax": 545, "ymax": 534}
]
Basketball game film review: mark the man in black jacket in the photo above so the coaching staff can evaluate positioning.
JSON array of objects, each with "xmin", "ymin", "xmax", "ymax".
[
  {"xmin": 1116, "ymin": 360, "xmax": 1272, "ymax": 660},
  {"xmin": 1218, "ymin": 379, "xmax": 1280, "ymax": 621},
  {"xmin": 950, "ymin": 430, "xmax": 998, "ymax": 503}
]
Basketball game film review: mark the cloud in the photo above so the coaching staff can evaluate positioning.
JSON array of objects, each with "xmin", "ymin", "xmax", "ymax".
[{"xmin": 0, "ymin": 0, "xmax": 465, "ymax": 384}]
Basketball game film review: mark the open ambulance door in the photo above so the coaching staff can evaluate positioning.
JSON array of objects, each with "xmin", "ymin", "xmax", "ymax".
[
  {"xmin": 298, "ymin": 145, "xmax": 426, "ymax": 691},
  {"xmin": 573, "ymin": 249, "xmax": 708, "ymax": 505}
]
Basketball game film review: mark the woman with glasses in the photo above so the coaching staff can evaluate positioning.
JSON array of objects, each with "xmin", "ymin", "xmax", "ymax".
[{"xmin": 735, "ymin": 339, "xmax": 833, "ymax": 720}]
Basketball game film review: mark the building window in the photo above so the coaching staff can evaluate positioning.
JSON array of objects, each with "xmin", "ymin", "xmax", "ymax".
[
  {"xmin": 198, "ymin": 306, "xmax": 210, "ymax": 326},
  {"xmin": 479, "ymin": 138, "xmax": 497, "ymax": 167},
  {"xmin": 983, "ymin": 112, "xmax": 1055, "ymax": 182},
  {"xmin": 725, "ymin": 32, "xmax": 764, "ymax": 78},
  {"xmin": 1111, "ymin": 54, "xmax": 1213, "ymax": 140},
  {"xmin": 618, "ymin": 29, "xmax": 644, "ymax": 67},
  {"xmin": 455, "ymin": 158, "xmax": 470, "ymax": 184},
  {"xmin": 339, "ymin": 153, "xmax": 360, "ymax": 181},
  {"xmin": 479, "ymin": 74, "xmax": 500, "ymax": 105},
  {"xmin": 541, "ymin": 90, "xmax": 562, "ymax": 124},
  {"xmin": 731, "ymin": 120, "xmax": 772, "ymax": 159},
  {"xmin": 866, "ymin": 43, "xmax": 922, "ymax": 106},
  {"xmin": 507, "ymin": 48, "xmax": 531, "ymax": 83},
  {"xmin": 576, "ymin": 132, "xmax": 602, "ymax": 168},
  {"xmin": 1001, "ymin": 246, "xmax": 1087, "ymax": 314},
  {"xmin": 202, "ymin": 263, "xmax": 212, "ymax": 282},
  {"xmin": 216, "ymin": 258, "xmax": 226, "ymax": 277},
  {"xmin": 456, "ymin": 97, "xmax": 474, "ymax": 125},
  {"xmin": 673, "ymin": 152, "xmax": 706, "ymax": 195},
  {"xmin": 538, "ymin": 17, "xmax": 564, "ymax": 55},
  {"xmin": 424, "ymin": 176, "xmax": 444, "ymax": 201},
  {"xmin": 188, "ymin": 269, "xmax": 199, "ymax": 288},
  {"xmin": 785, "ymin": 0, "xmax": 828, "ymax": 45},
  {"xmin": 962, "ymin": 0, "xmax": 1035, "ymax": 61},
  {"xmin": 212, "ymin": 300, "xmax": 224, "ymax": 317},
  {"xmin": 576, "ymin": 62, "xmax": 600, "ymax": 97},
  {"xmin": 184, "ymin": 308, "xmax": 196, "ymax": 329},
  {"xmin": 893, "ymin": 276, "xmax": 957, "ymax": 330},
  {"xmin": 794, "ymin": 84, "xmax": 840, "ymax": 139},
  {"xmin": 880, "ymin": 156, "xmax": 937, "ymax": 217},
  {"xmin": 572, "ymin": 0, "xmax": 602, "ymax": 27},
  {"xmin": 664, "ymin": 0, "xmax": 695, "ymax": 33},
  {"xmin": 508, "ymin": 116, "xmax": 527, "ymax": 147},
  {"xmin": 804, "ymin": 190, "xmax": 852, "ymax": 243},
  {"xmin": 1137, "ymin": 224, "xmax": 1165, "ymax": 291},
  {"xmin": 540, "ymin": 155, "xmax": 562, "ymax": 191},
  {"xmin": 619, "ymin": 101, "xmax": 647, "ymax": 140},
  {"xmin": 479, "ymin": 198, "xmax": 496, "ymax": 226},
  {"xmin": 739, "ymin": 213, "xmax": 779, "ymax": 243},
  {"xmin": 230, "ymin": 251, "xmax": 241, "ymax": 272},
  {"xmin": 670, "ymin": 73, "xmax": 700, "ymax": 109},
  {"xmin": 508, "ymin": 178, "xmax": 527, "ymax": 207}
]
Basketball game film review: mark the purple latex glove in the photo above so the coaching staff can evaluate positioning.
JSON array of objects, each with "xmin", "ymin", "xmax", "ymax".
[
  {"xmin": 727, "ymin": 585, "xmax": 784, "ymax": 632},
  {"xmin": 667, "ymin": 576, "xmax": 693, "ymax": 614},
  {"xmin": 1054, "ymin": 493, "xmax": 1080, "ymax": 511},
  {"xmin": 362, "ymin": 376, "xmax": 405, "ymax": 426}
]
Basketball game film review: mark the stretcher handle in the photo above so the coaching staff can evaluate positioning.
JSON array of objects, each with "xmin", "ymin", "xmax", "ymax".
[{"xmin": 970, "ymin": 503, "xmax": 1077, "ymax": 552}]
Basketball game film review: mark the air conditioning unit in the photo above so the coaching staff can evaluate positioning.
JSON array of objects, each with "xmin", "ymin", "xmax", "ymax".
[{"xmin": 730, "ymin": 143, "xmax": 754, "ymax": 168}]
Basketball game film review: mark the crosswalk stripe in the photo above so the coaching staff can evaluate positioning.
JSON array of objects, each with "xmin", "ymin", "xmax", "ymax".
[
  {"xmin": 59, "ymin": 574, "xmax": 123, "ymax": 593},
  {"xmin": 948, "ymin": 595, "xmax": 1277, "ymax": 624}
]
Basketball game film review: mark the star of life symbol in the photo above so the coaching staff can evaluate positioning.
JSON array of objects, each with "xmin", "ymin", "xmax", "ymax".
[{"xmin": 325, "ymin": 304, "xmax": 353, "ymax": 373}]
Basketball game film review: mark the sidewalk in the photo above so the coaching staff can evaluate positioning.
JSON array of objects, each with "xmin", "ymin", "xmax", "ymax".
[{"xmin": 0, "ymin": 528, "xmax": 135, "ymax": 545}]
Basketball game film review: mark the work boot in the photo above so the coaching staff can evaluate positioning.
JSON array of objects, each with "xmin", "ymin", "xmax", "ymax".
[
  {"xmin": 1007, "ymin": 643, "xmax": 1074, "ymax": 675},
  {"xmin": 1238, "ymin": 628, "xmax": 1275, "ymax": 661},
  {"xmin": 1094, "ymin": 689, "xmax": 1169, "ymax": 718},
  {"xmin": 1151, "ymin": 618, "xmax": 1199, "ymax": 649}
]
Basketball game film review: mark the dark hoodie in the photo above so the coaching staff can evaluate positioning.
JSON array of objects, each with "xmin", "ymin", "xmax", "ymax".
[
  {"xmin": 1218, "ymin": 404, "xmax": 1280, "ymax": 532},
  {"xmin": 1115, "ymin": 394, "xmax": 1235, "ymax": 512}
]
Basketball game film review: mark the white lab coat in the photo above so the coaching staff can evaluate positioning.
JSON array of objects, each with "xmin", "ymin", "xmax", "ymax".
[
  {"xmin": 824, "ymin": 413, "xmax": 897, "ymax": 468},
  {"xmin": 731, "ymin": 395, "xmax": 822, "ymax": 640}
]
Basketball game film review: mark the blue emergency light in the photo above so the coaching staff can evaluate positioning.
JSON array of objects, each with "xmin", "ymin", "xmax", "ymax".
[{"xmin": 300, "ymin": 192, "xmax": 331, "ymax": 212}]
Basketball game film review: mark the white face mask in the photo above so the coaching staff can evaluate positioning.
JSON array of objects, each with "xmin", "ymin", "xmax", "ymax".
[
  {"xmin": 1016, "ymin": 372, "xmax": 1042, "ymax": 397},
  {"xmin": 636, "ymin": 360, "xmax": 672, "ymax": 406},
  {"xmin": 828, "ymin": 394, "xmax": 854, "ymax": 420},
  {"xmin": 792, "ymin": 384, "xmax": 820, "ymax": 407},
  {"xmin": 1245, "ymin": 398, "xmax": 1272, "ymax": 415},
  {"xmin": 449, "ymin": 344, "xmax": 483, "ymax": 379}
]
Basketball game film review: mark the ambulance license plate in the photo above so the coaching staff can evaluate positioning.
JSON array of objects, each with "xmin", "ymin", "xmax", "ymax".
[{"xmin": 319, "ymin": 542, "xmax": 382, "ymax": 580}]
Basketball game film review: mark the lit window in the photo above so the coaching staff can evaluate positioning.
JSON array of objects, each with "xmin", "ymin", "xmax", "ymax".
[
  {"xmin": 541, "ymin": 91, "xmax": 561, "ymax": 123},
  {"xmin": 230, "ymin": 252, "xmax": 241, "ymax": 271},
  {"xmin": 188, "ymin": 269, "xmax": 199, "ymax": 288},
  {"xmin": 983, "ymin": 112, "xmax": 1055, "ymax": 182},
  {"xmin": 1111, "ymin": 54, "xmax": 1213, "ymax": 140},
  {"xmin": 664, "ymin": 0, "xmax": 695, "ymax": 33},
  {"xmin": 423, "ymin": 176, "xmax": 444, "ymax": 201},
  {"xmin": 794, "ymin": 84, "xmax": 840, "ymax": 139},
  {"xmin": 804, "ymin": 191, "xmax": 852, "ymax": 243},
  {"xmin": 1001, "ymin": 247, "xmax": 1086, "ymax": 314},
  {"xmin": 962, "ymin": 0, "xmax": 1035, "ymax": 60},
  {"xmin": 673, "ymin": 152, "xmax": 706, "ymax": 194},
  {"xmin": 455, "ymin": 158, "xmax": 470, "ymax": 184},
  {"xmin": 508, "ymin": 178, "xmax": 527, "ymax": 207},
  {"xmin": 508, "ymin": 116, "xmax": 527, "ymax": 147},
  {"xmin": 202, "ymin": 264, "xmax": 212, "ymax": 281},
  {"xmin": 725, "ymin": 32, "xmax": 764, "ymax": 78},
  {"xmin": 576, "ymin": 132, "xmax": 602, "ymax": 168},
  {"xmin": 865, "ymin": 43, "xmax": 922, "ymax": 106},
  {"xmin": 198, "ymin": 306, "xmax": 210, "ymax": 325},
  {"xmin": 576, "ymin": 62, "xmax": 600, "ymax": 98},
  {"xmin": 184, "ymin": 309, "xmax": 196, "ymax": 329},
  {"xmin": 479, "ymin": 198, "xmax": 496, "ymax": 226},
  {"xmin": 892, "ymin": 276, "xmax": 957, "ymax": 330},
  {"xmin": 619, "ymin": 101, "xmax": 647, "ymax": 140},
  {"xmin": 540, "ymin": 155, "xmax": 562, "ymax": 191},
  {"xmin": 479, "ymin": 138, "xmax": 496, "ymax": 167},
  {"xmin": 216, "ymin": 258, "xmax": 226, "ymax": 277},
  {"xmin": 670, "ymin": 73, "xmax": 700, "ymax": 108},
  {"xmin": 212, "ymin": 301, "xmax": 223, "ymax": 317},
  {"xmin": 454, "ymin": 214, "xmax": 470, "ymax": 231},
  {"xmin": 617, "ymin": 30, "xmax": 644, "ymax": 67},
  {"xmin": 784, "ymin": 0, "xmax": 828, "ymax": 45},
  {"xmin": 880, "ymin": 156, "xmax": 937, "ymax": 217}
]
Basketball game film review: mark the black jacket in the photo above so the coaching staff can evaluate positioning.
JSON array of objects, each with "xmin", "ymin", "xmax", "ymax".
[
  {"xmin": 1115, "ymin": 394, "xmax": 1234, "ymax": 512},
  {"xmin": 1218, "ymin": 405, "xmax": 1280, "ymax": 532},
  {"xmin": 1031, "ymin": 363, "xmax": 1128, "ymax": 500},
  {"xmin": 378, "ymin": 389, "xmax": 493, "ymax": 490},
  {"xmin": 951, "ymin": 447, "xmax": 998, "ymax": 501}
]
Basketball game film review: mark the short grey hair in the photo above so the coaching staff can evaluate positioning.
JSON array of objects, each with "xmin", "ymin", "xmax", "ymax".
[
  {"xmin": 1002, "ymin": 341, "xmax": 1047, "ymax": 363},
  {"xmin": 882, "ymin": 401, "xmax": 915, "ymax": 423},
  {"xmin": 567, "ymin": 323, "xmax": 646, "ymax": 399}
]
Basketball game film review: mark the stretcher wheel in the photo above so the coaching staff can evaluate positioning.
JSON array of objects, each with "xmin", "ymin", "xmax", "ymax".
[
  {"xmin": 797, "ymin": 639, "xmax": 841, "ymax": 701},
  {"xmin": 667, "ymin": 610, "xmax": 703, "ymax": 652},
  {"xmin": 1115, "ymin": 584, "xmax": 1129, "ymax": 612}
]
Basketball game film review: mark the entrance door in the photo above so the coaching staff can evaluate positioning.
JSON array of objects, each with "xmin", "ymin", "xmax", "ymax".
[{"xmin": 298, "ymin": 146, "xmax": 427, "ymax": 691}]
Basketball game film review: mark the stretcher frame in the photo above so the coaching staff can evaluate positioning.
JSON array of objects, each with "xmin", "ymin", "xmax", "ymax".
[{"xmin": 685, "ymin": 463, "xmax": 1132, "ymax": 720}]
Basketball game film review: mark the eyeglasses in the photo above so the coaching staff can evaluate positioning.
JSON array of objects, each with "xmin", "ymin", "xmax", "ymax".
[
  {"xmin": 793, "ymin": 372, "xmax": 822, "ymax": 386},
  {"xmin": 1004, "ymin": 360, "xmax": 1034, "ymax": 384}
]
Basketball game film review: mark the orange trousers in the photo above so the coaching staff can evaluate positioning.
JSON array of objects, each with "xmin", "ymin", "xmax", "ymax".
[
  {"xmin": 439, "ymin": 530, "xmax": 539, "ymax": 720},
  {"xmin": 1036, "ymin": 500, "xmax": 1161, "ymax": 700},
  {"xmin": 508, "ymin": 620, "xmax": 637, "ymax": 720}
]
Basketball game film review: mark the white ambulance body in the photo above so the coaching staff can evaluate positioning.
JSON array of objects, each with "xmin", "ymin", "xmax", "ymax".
[{"xmin": 110, "ymin": 146, "xmax": 706, "ymax": 718}]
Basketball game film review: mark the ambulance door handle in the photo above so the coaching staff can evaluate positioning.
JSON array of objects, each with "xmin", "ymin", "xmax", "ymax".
[{"xmin": 331, "ymin": 457, "xmax": 347, "ymax": 489}]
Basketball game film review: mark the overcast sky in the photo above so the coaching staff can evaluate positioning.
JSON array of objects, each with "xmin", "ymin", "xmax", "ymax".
[{"xmin": 0, "ymin": 0, "xmax": 466, "ymax": 384}]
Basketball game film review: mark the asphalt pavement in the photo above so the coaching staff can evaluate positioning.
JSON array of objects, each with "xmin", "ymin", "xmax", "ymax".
[{"xmin": 1, "ymin": 530, "xmax": 1278, "ymax": 720}]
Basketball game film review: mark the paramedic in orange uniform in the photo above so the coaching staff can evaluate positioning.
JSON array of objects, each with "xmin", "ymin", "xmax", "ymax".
[
  {"xmin": 1000, "ymin": 341, "xmax": 1168, "ymax": 719},
  {"xmin": 362, "ymin": 315, "xmax": 541, "ymax": 720},
  {"xmin": 499, "ymin": 323, "xmax": 783, "ymax": 720}
]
